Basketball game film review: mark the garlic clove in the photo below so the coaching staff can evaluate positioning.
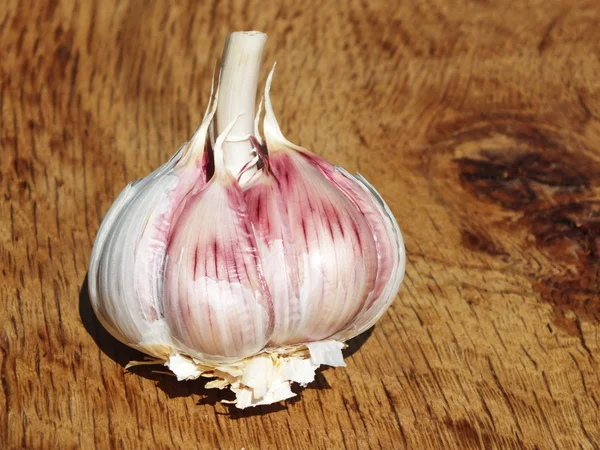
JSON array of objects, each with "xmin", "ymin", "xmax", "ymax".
[
  {"xmin": 162, "ymin": 177, "xmax": 275, "ymax": 360},
  {"xmin": 89, "ymin": 164, "xmax": 201, "ymax": 356},
  {"xmin": 277, "ymin": 151, "xmax": 382, "ymax": 341},
  {"xmin": 283, "ymin": 151, "xmax": 406, "ymax": 339},
  {"xmin": 254, "ymin": 63, "xmax": 404, "ymax": 345},
  {"xmin": 163, "ymin": 118, "xmax": 274, "ymax": 361},
  {"xmin": 88, "ymin": 93, "xmax": 218, "ymax": 358},
  {"xmin": 244, "ymin": 147, "xmax": 380, "ymax": 345}
]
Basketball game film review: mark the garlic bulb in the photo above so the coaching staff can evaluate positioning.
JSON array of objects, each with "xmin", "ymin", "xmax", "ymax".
[{"xmin": 88, "ymin": 31, "xmax": 405, "ymax": 408}]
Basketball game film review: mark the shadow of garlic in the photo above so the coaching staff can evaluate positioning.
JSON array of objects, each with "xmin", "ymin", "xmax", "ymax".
[{"xmin": 88, "ymin": 31, "xmax": 405, "ymax": 409}]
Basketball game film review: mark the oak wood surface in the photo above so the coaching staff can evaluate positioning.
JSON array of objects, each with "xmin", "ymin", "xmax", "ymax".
[{"xmin": 1, "ymin": 0, "xmax": 600, "ymax": 448}]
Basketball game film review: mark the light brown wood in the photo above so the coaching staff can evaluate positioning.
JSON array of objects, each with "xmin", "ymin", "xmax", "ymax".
[{"xmin": 2, "ymin": 0, "xmax": 600, "ymax": 448}]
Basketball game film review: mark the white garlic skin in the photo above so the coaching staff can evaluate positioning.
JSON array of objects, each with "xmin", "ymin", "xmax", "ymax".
[{"xmin": 88, "ymin": 69, "xmax": 405, "ymax": 370}]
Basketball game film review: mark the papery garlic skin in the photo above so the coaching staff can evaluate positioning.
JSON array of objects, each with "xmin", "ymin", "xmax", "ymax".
[{"xmin": 88, "ymin": 31, "xmax": 405, "ymax": 408}]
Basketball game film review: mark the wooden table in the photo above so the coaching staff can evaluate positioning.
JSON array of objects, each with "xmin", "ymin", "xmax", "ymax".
[{"xmin": 2, "ymin": 1, "xmax": 599, "ymax": 448}]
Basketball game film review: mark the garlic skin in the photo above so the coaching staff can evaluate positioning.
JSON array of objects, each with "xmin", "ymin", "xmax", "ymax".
[{"xmin": 88, "ymin": 32, "xmax": 405, "ymax": 408}]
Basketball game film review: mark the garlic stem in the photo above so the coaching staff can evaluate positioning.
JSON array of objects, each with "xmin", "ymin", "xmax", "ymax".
[{"xmin": 215, "ymin": 31, "xmax": 267, "ymax": 179}]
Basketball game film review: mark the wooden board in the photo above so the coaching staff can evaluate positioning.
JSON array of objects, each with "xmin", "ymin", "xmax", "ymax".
[{"xmin": 1, "ymin": 0, "xmax": 599, "ymax": 448}]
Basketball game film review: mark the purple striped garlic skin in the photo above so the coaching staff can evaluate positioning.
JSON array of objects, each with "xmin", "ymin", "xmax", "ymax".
[
  {"xmin": 244, "ymin": 149, "xmax": 380, "ymax": 345},
  {"xmin": 163, "ymin": 158, "xmax": 275, "ymax": 359}
]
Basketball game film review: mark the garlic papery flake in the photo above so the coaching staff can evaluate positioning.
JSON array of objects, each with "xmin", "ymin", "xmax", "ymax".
[{"xmin": 88, "ymin": 31, "xmax": 406, "ymax": 409}]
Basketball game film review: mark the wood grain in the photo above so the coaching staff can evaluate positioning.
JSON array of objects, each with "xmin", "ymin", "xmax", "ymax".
[{"xmin": 1, "ymin": 0, "xmax": 600, "ymax": 448}]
